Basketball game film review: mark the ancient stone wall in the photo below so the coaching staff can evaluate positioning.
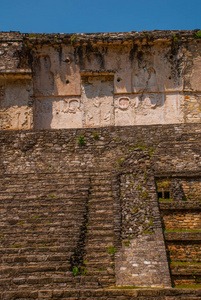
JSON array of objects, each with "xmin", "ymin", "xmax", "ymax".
[{"xmin": 1, "ymin": 30, "xmax": 201, "ymax": 130}]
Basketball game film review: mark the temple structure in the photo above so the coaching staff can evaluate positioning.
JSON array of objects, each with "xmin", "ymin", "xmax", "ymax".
[{"xmin": 0, "ymin": 31, "xmax": 201, "ymax": 299}]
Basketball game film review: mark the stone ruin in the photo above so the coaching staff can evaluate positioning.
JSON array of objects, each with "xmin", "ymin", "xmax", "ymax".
[{"xmin": 0, "ymin": 30, "xmax": 201, "ymax": 299}]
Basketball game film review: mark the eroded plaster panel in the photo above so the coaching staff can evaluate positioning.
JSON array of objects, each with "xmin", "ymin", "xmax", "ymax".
[
  {"xmin": 33, "ymin": 46, "xmax": 80, "ymax": 96},
  {"xmin": 114, "ymin": 93, "xmax": 184, "ymax": 126},
  {"xmin": 0, "ymin": 79, "xmax": 33, "ymax": 130},
  {"xmin": 54, "ymin": 45, "xmax": 81, "ymax": 96},
  {"xmin": 163, "ymin": 93, "xmax": 185, "ymax": 123},
  {"xmin": 113, "ymin": 47, "xmax": 132, "ymax": 94},
  {"xmin": 157, "ymin": 46, "xmax": 184, "ymax": 92},
  {"xmin": 134, "ymin": 93, "xmax": 184, "ymax": 125},
  {"xmin": 131, "ymin": 45, "xmax": 183, "ymax": 93},
  {"xmin": 82, "ymin": 75, "xmax": 114, "ymax": 127},
  {"xmin": 33, "ymin": 55, "xmax": 54, "ymax": 96},
  {"xmin": 34, "ymin": 97, "xmax": 82, "ymax": 129},
  {"xmin": 114, "ymin": 95, "xmax": 136, "ymax": 126},
  {"xmin": 132, "ymin": 49, "xmax": 157, "ymax": 93}
]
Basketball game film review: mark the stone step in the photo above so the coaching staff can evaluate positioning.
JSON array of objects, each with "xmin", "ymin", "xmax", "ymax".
[
  {"xmin": 85, "ymin": 235, "xmax": 114, "ymax": 243},
  {"xmin": 0, "ymin": 236, "xmax": 80, "ymax": 245},
  {"xmin": 90, "ymin": 186, "xmax": 112, "ymax": 192},
  {"xmin": 87, "ymin": 224, "xmax": 114, "ymax": 230},
  {"xmin": 0, "ymin": 192, "xmax": 89, "ymax": 200},
  {"xmin": 0, "ymin": 185, "xmax": 90, "ymax": 193},
  {"xmin": 85, "ymin": 230, "xmax": 114, "ymax": 237},
  {"xmin": 84, "ymin": 258, "xmax": 114, "ymax": 266},
  {"xmin": 0, "ymin": 274, "xmax": 104, "ymax": 289},
  {"xmin": 0, "ymin": 179, "xmax": 89, "ymax": 185},
  {"xmin": 0, "ymin": 228, "xmax": 82, "ymax": 237},
  {"xmin": 0, "ymin": 244, "xmax": 73, "ymax": 250},
  {"xmin": 0, "ymin": 246, "xmax": 74, "ymax": 254},
  {"xmin": 89, "ymin": 191, "xmax": 113, "ymax": 197},
  {"xmin": 0, "ymin": 199, "xmax": 88, "ymax": 209},
  {"xmin": 87, "ymin": 220, "xmax": 114, "ymax": 227},
  {"xmin": 0, "ymin": 264, "xmax": 72, "ymax": 276},
  {"xmin": 84, "ymin": 245, "xmax": 114, "ymax": 252},
  {"xmin": 0, "ymin": 174, "xmax": 109, "ymax": 181},
  {"xmin": 88, "ymin": 207, "xmax": 114, "ymax": 213},
  {"xmin": 0, "ymin": 197, "xmax": 88, "ymax": 205},
  {"xmin": 1, "ymin": 288, "xmax": 201, "ymax": 300},
  {"xmin": 84, "ymin": 264, "xmax": 114, "ymax": 272},
  {"xmin": 90, "ymin": 178, "xmax": 111, "ymax": 183},
  {"xmin": 83, "ymin": 269, "xmax": 115, "ymax": 276},
  {"xmin": 84, "ymin": 254, "xmax": 114, "ymax": 263},
  {"xmin": 0, "ymin": 217, "xmax": 85, "ymax": 224},
  {"xmin": 1, "ymin": 176, "xmax": 89, "ymax": 182},
  {"xmin": 84, "ymin": 252, "xmax": 113, "ymax": 260},
  {"xmin": 0, "ymin": 216, "xmax": 85, "ymax": 225},
  {"xmin": 0, "ymin": 183, "xmax": 89, "ymax": 189},
  {"xmin": 159, "ymin": 201, "xmax": 201, "ymax": 210},
  {"xmin": 0, "ymin": 188, "xmax": 89, "ymax": 194},
  {"xmin": 164, "ymin": 231, "xmax": 201, "ymax": 241},
  {"xmin": 1, "ymin": 253, "xmax": 72, "ymax": 264},
  {"xmin": 88, "ymin": 216, "xmax": 114, "ymax": 223},
  {"xmin": 173, "ymin": 276, "xmax": 201, "ymax": 286},
  {"xmin": 88, "ymin": 199, "xmax": 113, "ymax": 205},
  {"xmin": 88, "ymin": 205, "xmax": 114, "ymax": 211},
  {"xmin": 0, "ymin": 278, "xmax": 76, "ymax": 290},
  {"xmin": 170, "ymin": 262, "xmax": 201, "ymax": 275}
]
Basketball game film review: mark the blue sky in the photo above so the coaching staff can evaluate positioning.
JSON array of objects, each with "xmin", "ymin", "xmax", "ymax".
[{"xmin": 0, "ymin": 0, "xmax": 200, "ymax": 34}]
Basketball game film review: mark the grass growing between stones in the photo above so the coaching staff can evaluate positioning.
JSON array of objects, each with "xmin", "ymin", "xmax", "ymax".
[
  {"xmin": 73, "ymin": 266, "xmax": 79, "ymax": 276},
  {"xmin": 143, "ymin": 230, "xmax": 154, "ymax": 235},
  {"xmin": 194, "ymin": 31, "xmax": 201, "ymax": 39},
  {"xmin": 158, "ymin": 198, "xmax": 173, "ymax": 202},
  {"xmin": 78, "ymin": 135, "xmax": 85, "ymax": 146},
  {"xmin": 123, "ymin": 241, "xmax": 130, "ymax": 246},
  {"xmin": 93, "ymin": 132, "xmax": 100, "ymax": 140},
  {"xmin": 107, "ymin": 246, "xmax": 116, "ymax": 255},
  {"xmin": 175, "ymin": 284, "xmax": 201, "ymax": 289}
]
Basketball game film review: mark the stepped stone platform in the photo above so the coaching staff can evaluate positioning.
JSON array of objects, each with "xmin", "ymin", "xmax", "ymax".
[{"xmin": 1, "ymin": 124, "xmax": 201, "ymax": 298}]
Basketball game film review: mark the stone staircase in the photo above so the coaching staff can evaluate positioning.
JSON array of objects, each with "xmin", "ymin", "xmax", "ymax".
[
  {"xmin": 0, "ymin": 171, "xmax": 116, "ymax": 295},
  {"xmin": 159, "ymin": 200, "xmax": 201, "ymax": 288},
  {"xmin": 82, "ymin": 172, "xmax": 116, "ymax": 288},
  {"xmin": 0, "ymin": 172, "xmax": 90, "ymax": 292}
]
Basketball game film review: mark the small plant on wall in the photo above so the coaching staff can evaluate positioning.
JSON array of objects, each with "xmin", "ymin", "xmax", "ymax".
[
  {"xmin": 93, "ymin": 132, "xmax": 100, "ymax": 140},
  {"xmin": 194, "ymin": 30, "xmax": 201, "ymax": 39},
  {"xmin": 78, "ymin": 135, "xmax": 85, "ymax": 146},
  {"xmin": 107, "ymin": 246, "xmax": 116, "ymax": 255}
]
